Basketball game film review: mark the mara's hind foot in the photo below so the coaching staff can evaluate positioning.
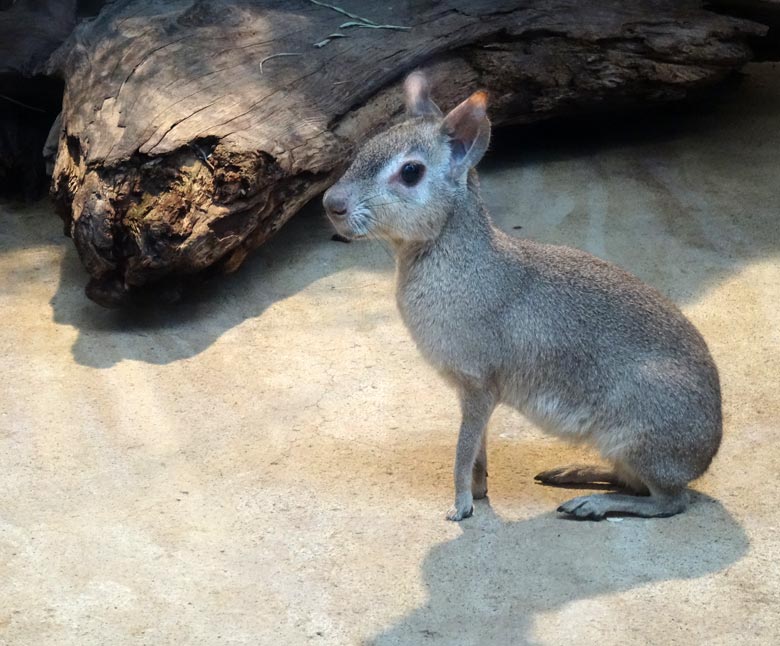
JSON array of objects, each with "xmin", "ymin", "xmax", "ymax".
[
  {"xmin": 535, "ymin": 464, "xmax": 624, "ymax": 489},
  {"xmin": 557, "ymin": 489, "xmax": 688, "ymax": 520}
]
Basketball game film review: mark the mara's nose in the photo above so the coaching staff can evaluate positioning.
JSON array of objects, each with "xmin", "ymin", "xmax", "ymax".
[{"xmin": 323, "ymin": 187, "xmax": 349, "ymax": 218}]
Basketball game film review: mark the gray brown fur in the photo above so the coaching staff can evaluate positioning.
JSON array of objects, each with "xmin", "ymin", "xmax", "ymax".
[{"xmin": 323, "ymin": 72, "xmax": 722, "ymax": 521}]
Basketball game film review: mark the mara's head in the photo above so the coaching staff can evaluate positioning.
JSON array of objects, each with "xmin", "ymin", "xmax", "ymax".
[{"xmin": 323, "ymin": 72, "xmax": 491, "ymax": 243}]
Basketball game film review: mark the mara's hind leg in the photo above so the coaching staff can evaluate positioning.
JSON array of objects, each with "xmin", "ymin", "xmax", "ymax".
[
  {"xmin": 557, "ymin": 484, "xmax": 688, "ymax": 520},
  {"xmin": 551, "ymin": 423, "xmax": 700, "ymax": 519},
  {"xmin": 535, "ymin": 464, "xmax": 625, "ymax": 489},
  {"xmin": 555, "ymin": 458, "xmax": 688, "ymax": 520}
]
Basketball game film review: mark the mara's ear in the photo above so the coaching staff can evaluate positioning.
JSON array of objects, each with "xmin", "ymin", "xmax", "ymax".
[
  {"xmin": 404, "ymin": 71, "xmax": 442, "ymax": 118},
  {"xmin": 442, "ymin": 90, "xmax": 490, "ymax": 178}
]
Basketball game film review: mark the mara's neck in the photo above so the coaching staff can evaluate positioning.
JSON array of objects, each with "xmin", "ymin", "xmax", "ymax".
[{"xmin": 392, "ymin": 173, "xmax": 494, "ymax": 267}]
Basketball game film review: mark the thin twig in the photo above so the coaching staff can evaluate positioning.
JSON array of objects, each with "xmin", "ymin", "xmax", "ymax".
[
  {"xmin": 190, "ymin": 144, "xmax": 214, "ymax": 173},
  {"xmin": 259, "ymin": 52, "xmax": 303, "ymax": 74},
  {"xmin": 0, "ymin": 93, "xmax": 46, "ymax": 113},
  {"xmin": 308, "ymin": 0, "xmax": 411, "ymax": 51},
  {"xmin": 339, "ymin": 21, "xmax": 410, "ymax": 31},
  {"xmin": 314, "ymin": 33, "xmax": 346, "ymax": 48}
]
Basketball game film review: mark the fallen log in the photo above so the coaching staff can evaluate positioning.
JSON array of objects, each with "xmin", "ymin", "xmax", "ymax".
[{"xmin": 49, "ymin": 0, "xmax": 766, "ymax": 306}]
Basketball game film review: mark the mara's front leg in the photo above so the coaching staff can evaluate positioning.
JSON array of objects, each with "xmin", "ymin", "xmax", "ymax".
[
  {"xmin": 472, "ymin": 430, "xmax": 488, "ymax": 499},
  {"xmin": 447, "ymin": 384, "xmax": 497, "ymax": 521}
]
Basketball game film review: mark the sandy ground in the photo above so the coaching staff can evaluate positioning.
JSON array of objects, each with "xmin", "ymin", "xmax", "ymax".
[{"xmin": 1, "ymin": 63, "xmax": 779, "ymax": 645}]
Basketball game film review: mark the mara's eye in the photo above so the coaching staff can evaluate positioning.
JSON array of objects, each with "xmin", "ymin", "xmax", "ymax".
[{"xmin": 400, "ymin": 162, "xmax": 425, "ymax": 186}]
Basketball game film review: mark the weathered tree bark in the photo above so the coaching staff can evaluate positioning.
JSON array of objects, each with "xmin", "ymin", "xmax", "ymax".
[{"xmin": 49, "ymin": 0, "xmax": 766, "ymax": 306}]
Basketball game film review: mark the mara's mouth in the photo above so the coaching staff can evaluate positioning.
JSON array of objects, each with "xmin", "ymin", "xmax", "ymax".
[{"xmin": 327, "ymin": 212, "xmax": 373, "ymax": 240}]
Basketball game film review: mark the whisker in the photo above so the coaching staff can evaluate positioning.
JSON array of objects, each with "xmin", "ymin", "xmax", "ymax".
[{"xmin": 368, "ymin": 201, "xmax": 404, "ymax": 208}]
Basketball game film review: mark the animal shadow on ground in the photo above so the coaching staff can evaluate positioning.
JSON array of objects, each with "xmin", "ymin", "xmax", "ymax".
[{"xmin": 368, "ymin": 494, "xmax": 747, "ymax": 645}]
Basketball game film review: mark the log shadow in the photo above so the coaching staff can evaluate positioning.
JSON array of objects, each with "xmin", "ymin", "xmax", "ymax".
[
  {"xmin": 48, "ymin": 201, "xmax": 393, "ymax": 368},
  {"xmin": 368, "ymin": 494, "xmax": 748, "ymax": 645}
]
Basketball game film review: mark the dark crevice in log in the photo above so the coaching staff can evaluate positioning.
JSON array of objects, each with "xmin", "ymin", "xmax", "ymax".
[
  {"xmin": 0, "ymin": 74, "xmax": 63, "ymax": 198},
  {"xmin": 77, "ymin": 0, "xmax": 107, "ymax": 18},
  {"xmin": 0, "ymin": 0, "xmax": 75, "ymax": 198},
  {"xmin": 0, "ymin": 1, "xmax": 107, "ymax": 198}
]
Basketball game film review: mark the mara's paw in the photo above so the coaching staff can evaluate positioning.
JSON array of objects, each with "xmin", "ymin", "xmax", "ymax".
[
  {"xmin": 535, "ymin": 464, "xmax": 618, "ymax": 487},
  {"xmin": 557, "ymin": 494, "xmax": 609, "ymax": 520},
  {"xmin": 535, "ymin": 465, "xmax": 582, "ymax": 485},
  {"xmin": 559, "ymin": 491, "xmax": 687, "ymax": 519},
  {"xmin": 446, "ymin": 492, "xmax": 474, "ymax": 521}
]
